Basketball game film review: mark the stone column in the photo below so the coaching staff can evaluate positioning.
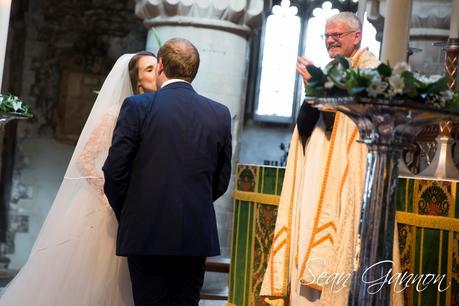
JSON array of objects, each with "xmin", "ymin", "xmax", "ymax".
[
  {"xmin": 0, "ymin": 0, "xmax": 12, "ymax": 90},
  {"xmin": 381, "ymin": 0, "xmax": 413, "ymax": 64},
  {"xmin": 134, "ymin": 0, "xmax": 264, "ymax": 258},
  {"xmin": 450, "ymin": 0, "xmax": 459, "ymax": 38},
  {"xmin": 409, "ymin": 1, "xmax": 450, "ymax": 75},
  {"xmin": 356, "ymin": 0, "xmax": 367, "ymax": 24}
]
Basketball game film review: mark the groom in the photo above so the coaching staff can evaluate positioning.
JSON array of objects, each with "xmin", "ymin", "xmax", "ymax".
[{"xmin": 103, "ymin": 38, "xmax": 232, "ymax": 305}]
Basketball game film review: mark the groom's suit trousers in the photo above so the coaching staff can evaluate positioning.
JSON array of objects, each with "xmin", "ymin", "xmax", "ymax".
[{"xmin": 127, "ymin": 255, "xmax": 206, "ymax": 306}]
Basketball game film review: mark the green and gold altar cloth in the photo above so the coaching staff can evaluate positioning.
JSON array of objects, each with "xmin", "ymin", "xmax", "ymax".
[
  {"xmin": 228, "ymin": 164, "xmax": 459, "ymax": 306},
  {"xmin": 397, "ymin": 178, "xmax": 459, "ymax": 306},
  {"xmin": 228, "ymin": 165, "xmax": 283, "ymax": 306}
]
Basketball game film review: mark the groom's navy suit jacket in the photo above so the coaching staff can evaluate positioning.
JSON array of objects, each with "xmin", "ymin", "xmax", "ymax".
[{"xmin": 103, "ymin": 82, "xmax": 232, "ymax": 257}]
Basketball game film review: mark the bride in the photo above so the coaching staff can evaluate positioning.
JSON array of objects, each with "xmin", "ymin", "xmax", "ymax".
[{"xmin": 0, "ymin": 51, "xmax": 157, "ymax": 306}]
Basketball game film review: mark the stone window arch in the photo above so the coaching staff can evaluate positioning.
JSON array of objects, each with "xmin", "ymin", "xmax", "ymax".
[{"xmin": 253, "ymin": 0, "xmax": 382, "ymax": 123}]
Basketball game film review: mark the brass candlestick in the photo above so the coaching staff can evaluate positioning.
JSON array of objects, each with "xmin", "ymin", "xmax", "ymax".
[
  {"xmin": 444, "ymin": 37, "xmax": 459, "ymax": 91},
  {"xmin": 418, "ymin": 38, "xmax": 459, "ymax": 179}
]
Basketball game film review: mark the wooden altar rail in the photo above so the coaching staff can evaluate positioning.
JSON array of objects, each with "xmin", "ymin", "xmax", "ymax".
[{"xmin": 200, "ymin": 257, "xmax": 231, "ymax": 301}]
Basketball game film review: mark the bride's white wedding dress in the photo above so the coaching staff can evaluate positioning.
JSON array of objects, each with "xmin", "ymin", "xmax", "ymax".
[{"xmin": 0, "ymin": 54, "xmax": 136, "ymax": 306}]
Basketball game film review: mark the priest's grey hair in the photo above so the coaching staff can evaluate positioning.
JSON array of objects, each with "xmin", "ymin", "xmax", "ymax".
[{"xmin": 326, "ymin": 12, "xmax": 362, "ymax": 32}]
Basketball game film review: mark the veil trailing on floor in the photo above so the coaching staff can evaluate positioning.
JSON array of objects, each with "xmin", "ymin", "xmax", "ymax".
[{"xmin": 0, "ymin": 54, "xmax": 135, "ymax": 306}]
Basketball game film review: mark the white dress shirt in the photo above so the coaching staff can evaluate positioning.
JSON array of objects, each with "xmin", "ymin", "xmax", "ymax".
[{"xmin": 161, "ymin": 79, "xmax": 190, "ymax": 88}]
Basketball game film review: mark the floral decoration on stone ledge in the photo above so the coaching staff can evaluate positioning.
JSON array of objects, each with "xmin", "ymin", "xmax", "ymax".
[
  {"xmin": 0, "ymin": 94, "xmax": 32, "ymax": 116},
  {"xmin": 305, "ymin": 55, "xmax": 459, "ymax": 109}
]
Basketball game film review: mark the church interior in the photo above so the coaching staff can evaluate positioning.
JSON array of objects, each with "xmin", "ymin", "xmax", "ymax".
[{"xmin": 0, "ymin": 0, "xmax": 458, "ymax": 305}]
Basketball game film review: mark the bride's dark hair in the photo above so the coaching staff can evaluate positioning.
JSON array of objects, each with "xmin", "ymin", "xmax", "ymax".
[{"xmin": 128, "ymin": 51, "xmax": 157, "ymax": 94}]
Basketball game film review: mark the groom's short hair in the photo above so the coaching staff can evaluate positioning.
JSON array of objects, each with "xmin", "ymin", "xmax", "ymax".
[{"xmin": 158, "ymin": 38, "xmax": 200, "ymax": 83}]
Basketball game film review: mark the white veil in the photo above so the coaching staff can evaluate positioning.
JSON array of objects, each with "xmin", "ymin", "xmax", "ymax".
[
  {"xmin": 0, "ymin": 54, "xmax": 136, "ymax": 306},
  {"xmin": 31, "ymin": 53, "xmax": 134, "ymax": 249}
]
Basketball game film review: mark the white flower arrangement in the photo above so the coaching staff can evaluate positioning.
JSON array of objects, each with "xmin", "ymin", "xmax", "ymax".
[
  {"xmin": 0, "ymin": 94, "xmax": 32, "ymax": 115},
  {"xmin": 305, "ymin": 56, "xmax": 459, "ymax": 109}
]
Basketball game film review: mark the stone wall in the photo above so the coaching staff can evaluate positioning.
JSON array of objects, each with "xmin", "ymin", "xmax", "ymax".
[
  {"xmin": 374, "ymin": 0, "xmax": 450, "ymax": 75},
  {"xmin": 2, "ymin": 0, "xmax": 147, "ymax": 269},
  {"xmin": 409, "ymin": 0, "xmax": 450, "ymax": 75},
  {"xmin": 239, "ymin": 122, "xmax": 293, "ymax": 166}
]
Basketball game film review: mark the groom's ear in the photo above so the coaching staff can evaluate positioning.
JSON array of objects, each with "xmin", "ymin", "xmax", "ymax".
[{"xmin": 156, "ymin": 58, "xmax": 164, "ymax": 75}]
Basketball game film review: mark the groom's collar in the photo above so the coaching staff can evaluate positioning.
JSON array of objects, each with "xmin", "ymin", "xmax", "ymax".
[{"xmin": 161, "ymin": 79, "xmax": 190, "ymax": 88}]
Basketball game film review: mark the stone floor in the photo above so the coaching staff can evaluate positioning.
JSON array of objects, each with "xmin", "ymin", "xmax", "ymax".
[
  {"xmin": 0, "ymin": 288, "xmax": 227, "ymax": 305},
  {"xmin": 0, "ymin": 270, "xmax": 229, "ymax": 305}
]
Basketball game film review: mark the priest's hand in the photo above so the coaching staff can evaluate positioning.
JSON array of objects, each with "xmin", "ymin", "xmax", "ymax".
[{"xmin": 296, "ymin": 56, "xmax": 314, "ymax": 85}]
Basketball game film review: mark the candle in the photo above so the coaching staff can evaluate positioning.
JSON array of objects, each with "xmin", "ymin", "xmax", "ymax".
[
  {"xmin": 0, "ymin": 0, "xmax": 12, "ymax": 91},
  {"xmin": 451, "ymin": 0, "xmax": 459, "ymax": 38}
]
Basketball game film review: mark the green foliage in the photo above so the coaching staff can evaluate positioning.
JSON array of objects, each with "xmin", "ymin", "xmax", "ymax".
[
  {"xmin": 304, "ymin": 60, "xmax": 459, "ymax": 109},
  {"xmin": 335, "ymin": 55, "xmax": 350, "ymax": 69},
  {"xmin": 401, "ymin": 71, "xmax": 418, "ymax": 98},
  {"xmin": 447, "ymin": 94, "xmax": 459, "ymax": 109},
  {"xmin": 0, "ymin": 94, "xmax": 32, "ymax": 115},
  {"xmin": 306, "ymin": 65, "xmax": 326, "ymax": 87},
  {"xmin": 377, "ymin": 63, "xmax": 391, "ymax": 77}
]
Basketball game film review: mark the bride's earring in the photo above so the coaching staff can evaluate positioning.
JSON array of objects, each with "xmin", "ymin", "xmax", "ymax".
[{"xmin": 138, "ymin": 84, "xmax": 144, "ymax": 94}]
